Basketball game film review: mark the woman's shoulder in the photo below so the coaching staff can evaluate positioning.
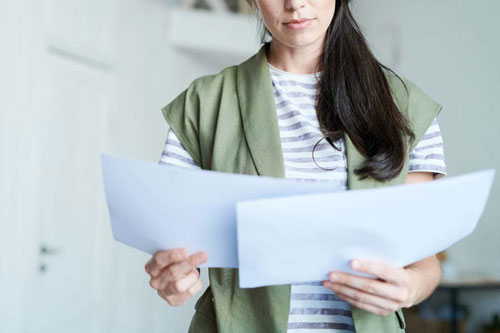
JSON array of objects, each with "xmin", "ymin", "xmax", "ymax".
[
  {"xmin": 382, "ymin": 68, "xmax": 443, "ymax": 151},
  {"xmin": 383, "ymin": 68, "xmax": 442, "ymax": 116},
  {"xmin": 187, "ymin": 64, "xmax": 239, "ymax": 96},
  {"xmin": 162, "ymin": 64, "xmax": 239, "ymax": 119},
  {"xmin": 182, "ymin": 45, "xmax": 265, "ymax": 98}
]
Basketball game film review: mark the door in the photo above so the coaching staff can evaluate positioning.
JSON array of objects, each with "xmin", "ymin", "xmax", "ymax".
[{"xmin": 24, "ymin": 0, "xmax": 116, "ymax": 331}]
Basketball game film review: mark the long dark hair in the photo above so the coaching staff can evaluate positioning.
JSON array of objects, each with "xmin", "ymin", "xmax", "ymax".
[{"xmin": 245, "ymin": 0, "xmax": 415, "ymax": 182}]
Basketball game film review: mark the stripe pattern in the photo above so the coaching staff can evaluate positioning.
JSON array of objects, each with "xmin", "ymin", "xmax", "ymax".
[{"xmin": 159, "ymin": 62, "xmax": 447, "ymax": 332}]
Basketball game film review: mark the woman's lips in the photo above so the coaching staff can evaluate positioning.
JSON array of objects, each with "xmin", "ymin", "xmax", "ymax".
[{"xmin": 284, "ymin": 19, "xmax": 314, "ymax": 30}]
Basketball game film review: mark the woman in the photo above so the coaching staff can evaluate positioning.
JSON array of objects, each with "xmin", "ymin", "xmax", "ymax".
[{"xmin": 145, "ymin": 0, "xmax": 446, "ymax": 332}]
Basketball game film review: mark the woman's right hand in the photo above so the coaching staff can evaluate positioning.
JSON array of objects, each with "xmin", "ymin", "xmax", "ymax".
[{"xmin": 145, "ymin": 247, "xmax": 208, "ymax": 306}]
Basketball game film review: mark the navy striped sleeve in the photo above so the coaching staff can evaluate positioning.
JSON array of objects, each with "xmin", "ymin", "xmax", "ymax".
[
  {"xmin": 158, "ymin": 125, "xmax": 200, "ymax": 169},
  {"xmin": 408, "ymin": 117, "xmax": 447, "ymax": 179}
]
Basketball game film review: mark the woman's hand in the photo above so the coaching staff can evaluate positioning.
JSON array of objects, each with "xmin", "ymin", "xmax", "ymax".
[
  {"xmin": 322, "ymin": 258, "xmax": 426, "ymax": 316},
  {"xmin": 145, "ymin": 247, "xmax": 208, "ymax": 306}
]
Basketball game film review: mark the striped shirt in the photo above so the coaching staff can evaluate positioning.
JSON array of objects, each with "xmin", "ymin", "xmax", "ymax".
[{"xmin": 159, "ymin": 62, "xmax": 447, "ymax": 332}]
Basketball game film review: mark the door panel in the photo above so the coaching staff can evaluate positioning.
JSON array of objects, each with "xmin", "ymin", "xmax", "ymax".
[{"xmin": 25, "ymin": 47, "xmax": 112, "ymax": 333}]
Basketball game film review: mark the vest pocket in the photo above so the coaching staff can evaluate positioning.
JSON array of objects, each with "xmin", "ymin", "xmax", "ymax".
[
  {"xmin": 395, "ymin": 308, "xmax": 406, "ymax": 330},
  {"xmin": 189, "ymin": 286, "xmax": 218, "ymax": 333},
  {"xmin": 193, "ymin": 286, "xmax": 217, "ymax": 322}
]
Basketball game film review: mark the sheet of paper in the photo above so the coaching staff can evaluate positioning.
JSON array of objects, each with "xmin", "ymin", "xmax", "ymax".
[
  {"xmin": 100, "ymin": 153, "xmax": 352, "ymax": 267},
  {"xmin": 236, "ymin": 169, "xmax": 495, "ymax": 288}
]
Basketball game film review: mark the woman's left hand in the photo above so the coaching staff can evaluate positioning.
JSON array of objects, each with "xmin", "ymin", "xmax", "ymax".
[{"xmin": 322, "ymin": 259, "xmax": 421, "ymax": 316}]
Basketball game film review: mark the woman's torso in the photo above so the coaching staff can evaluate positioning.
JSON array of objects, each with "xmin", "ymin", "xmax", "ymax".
[{"xmin": 159, "ymin": 62, "xmax": 447, "ymax": 332}]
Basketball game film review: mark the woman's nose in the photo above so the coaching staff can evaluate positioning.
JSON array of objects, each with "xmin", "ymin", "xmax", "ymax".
[{"xmin": 285, "ymin": 0, "xmax": 307, "ymax": 11}]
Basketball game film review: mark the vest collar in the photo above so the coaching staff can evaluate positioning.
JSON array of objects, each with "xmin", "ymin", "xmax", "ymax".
[
  {"xmin": 236, "ymin": 43, "xmax": 286, "ymax": 179},
  {"xmin": 235, "ymin": 43, "xmax": 376, "ymax": 190}
]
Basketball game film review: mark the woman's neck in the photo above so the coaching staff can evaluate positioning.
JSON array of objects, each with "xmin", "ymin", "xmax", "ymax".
[{"xmin": 265, "ymin": 38, "xmax": 324, "ymax": 75}]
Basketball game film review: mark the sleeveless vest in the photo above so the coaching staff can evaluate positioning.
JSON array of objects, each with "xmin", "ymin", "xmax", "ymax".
[{"xmin": 161, "ymin": 43, "xmax": 442, "ymax": 333}]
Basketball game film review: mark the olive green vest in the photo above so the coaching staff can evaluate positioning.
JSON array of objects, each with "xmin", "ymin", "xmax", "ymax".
[{"xmin": 161, "ymin": 43, "xmax": 442, "ymax": 333}]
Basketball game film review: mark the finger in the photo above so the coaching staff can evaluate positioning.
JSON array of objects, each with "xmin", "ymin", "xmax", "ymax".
[
  {"xmin": 187, "ymin": 279, "xmax": 203, "ymax": 295},
  {"xmin": 327, "ymin": 272, "xmax": 408, "ymax": 303},
  {"xmin": 158, "ymin": 288, "xmax": 189, "ymax": 306},
  {"xmin": 335, "ymin": 292, "xmax": 396, "ymax": 316},
  {"xmin": 167, "ymin": 251, "xmax": 207, "ymax": 280},
  {"xmin": 324, "ymin": 281, "xmax": 400, "ymax": 313},
  {"xmin": 146, "ymin": 248, "xmax": 189, "ymax": 278},
  {"xmin": 163, "ymin": 270, "xmax": 199, "ymax": 295},
  {"xmin": 151, "ymin": 251, "xmax": 207, "ymax": 290},
  {"xmin": 349, "ymin": 259, "xmax": 408, "ymax": 285},
  {"xmin": 159, "ymin": 279, "xmax": 203, "ymax": 306}
]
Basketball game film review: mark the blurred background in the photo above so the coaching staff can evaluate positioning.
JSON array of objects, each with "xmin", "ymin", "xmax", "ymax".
[{"xmin": 1, "ymin": 0, "xmax": 499, "ymax": 332}]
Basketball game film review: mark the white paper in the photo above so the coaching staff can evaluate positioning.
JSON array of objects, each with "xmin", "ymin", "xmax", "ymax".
[
  {"xmin": 100, "ymin": 153, "xmax": 352, "ymax": 267},
  {"xmin": 236, "ymin": 169, "xmax": 495, "ymax": 288}
]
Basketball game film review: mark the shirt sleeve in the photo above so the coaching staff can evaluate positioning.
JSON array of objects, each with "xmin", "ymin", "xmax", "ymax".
[
  {"xmin": 158, "ymin": 124, "xmax": 201, "ymax": 169},
  {"xmin": 408, "ymin": 116, "xmax": 447, "ymax": 180}
]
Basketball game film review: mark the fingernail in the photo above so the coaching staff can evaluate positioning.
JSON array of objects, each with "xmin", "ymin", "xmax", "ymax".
[
  {"xmin": 330, "ymin": 274, "xmax": 339, "ymax": 282},
  {"xmin": 352, "ymin": 260, "xmax": 361, "ymax": 269},
  {"xmin": 323, "ymin": 281, "xmax": 332, "ymax": 288}
]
